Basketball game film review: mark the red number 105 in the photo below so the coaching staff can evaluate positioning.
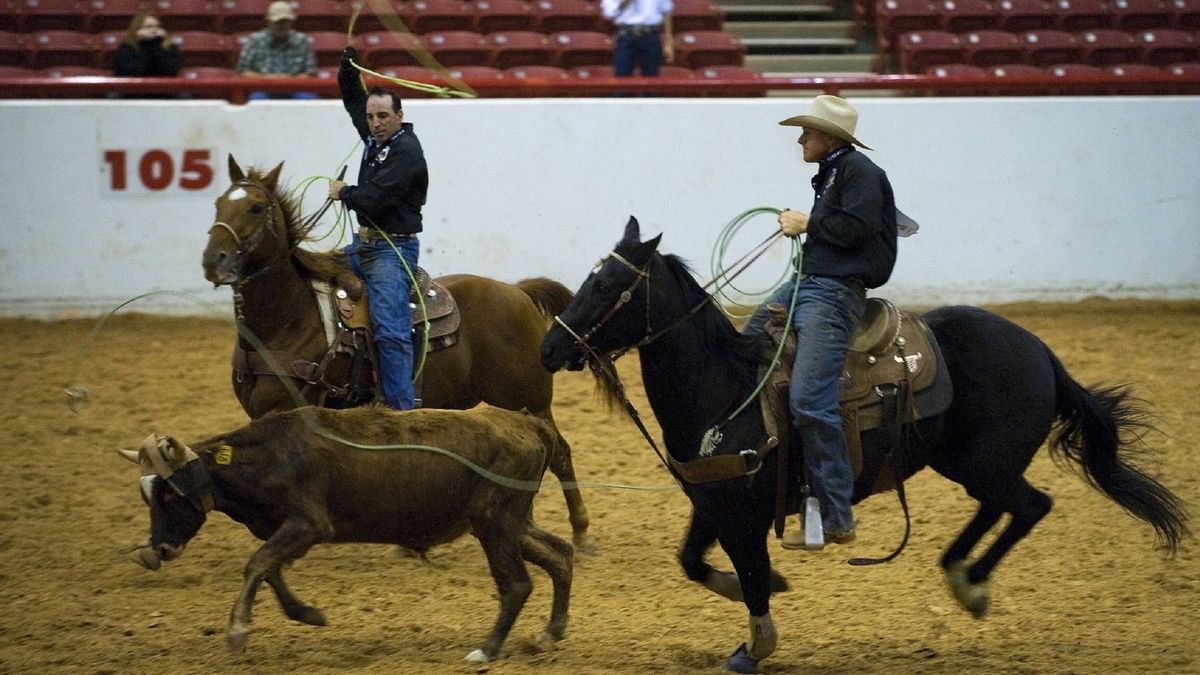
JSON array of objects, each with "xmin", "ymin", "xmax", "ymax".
[{"xmin": 103, "ymin": 148, "xmax": 214, "ymax": 191}]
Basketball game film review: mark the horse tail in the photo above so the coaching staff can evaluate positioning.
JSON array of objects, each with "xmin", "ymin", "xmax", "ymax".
[
  {"xmin": 516, "ymin": 277, "xmax": 574, "ymax": 319},
  {"xmin": 1046, "ymin": 350, "xmax": 1189, "ymax": 554}
]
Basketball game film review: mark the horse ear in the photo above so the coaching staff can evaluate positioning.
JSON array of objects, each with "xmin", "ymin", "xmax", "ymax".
[
  {"xmin": 622, "ymin": 216, "xmax": 641, "ymax": 244},
  {"xmin": 644, "ymin": 233, "xmax": 662, "ymax": 253},
  {"xmin": 262, "ymin": 162, "xmax": 284, "ymax": 191},
  {"xmin": 228, "ymin": 154, "xmax": 244, "ymax": 182}
]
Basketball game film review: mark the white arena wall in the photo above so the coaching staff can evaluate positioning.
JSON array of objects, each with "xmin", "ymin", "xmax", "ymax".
[{"xmin": 1, "ymin": 96, "xmax": 1197, "ymax": 318}]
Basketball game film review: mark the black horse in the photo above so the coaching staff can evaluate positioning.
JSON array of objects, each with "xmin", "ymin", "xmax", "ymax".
[{"xmin": 539, "ymin": 217, "xmax": 1188, "ymax": 673}]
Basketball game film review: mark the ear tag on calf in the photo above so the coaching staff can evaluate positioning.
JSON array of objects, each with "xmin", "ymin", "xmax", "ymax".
[
  {"xmin": 804, "ymin": 496, "xmax": 826, "ymax": 550},
  {"xmin": 215, "ymin": 445, "xmax": 234, "ymax": 465}
]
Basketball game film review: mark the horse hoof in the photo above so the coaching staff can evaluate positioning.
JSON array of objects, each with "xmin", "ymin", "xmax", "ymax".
[
  {"xmin": 465, "ymin": 648, "xmax": 496, "ymax": 664},
  {"xmin": 945, "ymin": 561, "xmax": 990, "ymax": 619},
  {"xmin": 226, "ymin": 626, "xmax": 250, "ymax": 652},
  {"xmin": 532, "ymin": 630, "xmax": 561, "ymax": 652},
  {"xmin": 573, "ymin": 534, "xmax": 598, "ymax": 556},
  {"xmin": 724, "ymin": 643, "xmax": 760, "ymax": 674}
]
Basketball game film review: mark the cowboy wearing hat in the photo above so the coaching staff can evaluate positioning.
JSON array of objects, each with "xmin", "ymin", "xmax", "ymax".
[{"xmin": 744, "ymin": 95, "xmax": 899, "ymax": 550}]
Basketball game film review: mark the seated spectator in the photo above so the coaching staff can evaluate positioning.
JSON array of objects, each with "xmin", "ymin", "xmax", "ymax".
[
  {"xmin": 113, "ymin": 14, "xmax": 182, "ymax": 78},
  {"xmin": 236, "ymin": 0, "xmax": 319, "ymax": 100}
]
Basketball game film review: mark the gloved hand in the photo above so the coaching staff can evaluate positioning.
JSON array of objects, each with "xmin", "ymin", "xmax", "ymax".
[{"xmin": 340, "ymin": 45, "xmax": 358, "ymax": 68}]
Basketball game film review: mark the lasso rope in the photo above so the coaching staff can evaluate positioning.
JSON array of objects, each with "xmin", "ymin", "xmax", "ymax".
[
  {"xmin": 710, "ymin": 207, "xmax": 799, "ymax": 321},
  {"xmin": 346, "ymin": 0, "xmax": 477, "ymax": 99}
]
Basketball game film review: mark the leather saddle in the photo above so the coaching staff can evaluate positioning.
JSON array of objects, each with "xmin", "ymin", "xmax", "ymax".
[
  {"xmin": 760, "ymin": 297, "xmax": 953, "ymax": 496},
  {"xmin": 333, "ymin": 266, "xmax": 462, "ymax": 351}
]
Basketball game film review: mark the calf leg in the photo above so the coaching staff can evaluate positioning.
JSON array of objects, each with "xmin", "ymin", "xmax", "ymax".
[
  {"xmin": 540, "ymin": 412, "xmax": 593, "ymax": 554},
  {"xmin": 228, "ymin": 519, "xmax": 323, "ymax": 651},
  {"xmin": 265, "ymin": 568, "xmax": 326, "ymax": 627},
  {"xmin": 468, "ymin": 517, "xmax": 533, "ymax": 663},
  {"xmin": 520, "ymin": 523, "xmax": 573, "ymax": 646}
]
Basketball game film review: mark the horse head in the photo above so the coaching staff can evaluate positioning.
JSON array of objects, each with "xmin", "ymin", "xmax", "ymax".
[
  {"xmin": 540, "ymin": 216, "xmax": 662, "ymax": 374},
  {"xmin": 203, "ymin": 155, "xmax": 293, "ymax": 287}
]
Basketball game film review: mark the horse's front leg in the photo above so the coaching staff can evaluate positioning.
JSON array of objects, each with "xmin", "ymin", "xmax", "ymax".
[
  {"xmin": 228, "ymin": 519, "xmax": 323, "ymax": 651},
  {"xmin": 679, "ymin": 509, "xmax": 788, "ymax": 603},
  {"xmin": 716, "ymin": 522, "xmax": 779, "ymax": 673}
]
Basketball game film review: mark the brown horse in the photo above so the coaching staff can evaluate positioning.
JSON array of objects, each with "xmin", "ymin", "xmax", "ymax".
[{"xmin": 201, "ymin": 156, "xmax": 592, "ymax": 551}]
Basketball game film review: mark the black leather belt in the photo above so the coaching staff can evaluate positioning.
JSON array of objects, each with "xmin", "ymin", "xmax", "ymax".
[
  {"xmin": 618, "ymin": 24, "xmax": 661, "ymax": 35},
  {"xmin": 359, "ymin": 226, "xmax": 414, "ymax": 243}
]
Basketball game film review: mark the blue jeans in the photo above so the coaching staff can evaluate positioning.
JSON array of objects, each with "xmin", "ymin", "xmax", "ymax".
[
  {"xmin": 345, "ymin": 234, "xmax": 419, "ymax": 410},
  {"xmin": 613, "ymin": 30, "xmax": 663, "ymax": 77},
  {"xmin": 744, "ymin": 274, "xmax": 866, "ymax": 531}
]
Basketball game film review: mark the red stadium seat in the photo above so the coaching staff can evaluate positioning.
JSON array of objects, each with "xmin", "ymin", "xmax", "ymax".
[
  {"xmin": 672, "ymin": 30, "xmax": 745, "ymax": 68},
  {"xmin": 359, "ymin": 30, "xmax": 424, "ymax": 67},
  {"xmin": 1111, "ymin": 0, "xmax": 1172, "ymax": 29},
  {"xmin": 421, "ymin": 29, "xmax": 489, "ymax": 66},
  {"xmin": 1052, "ymin": 0, "xmax": 1111, "ymax": 31},
  {"xmin": 472, "ymin": 0, "xmax": 534, "ymax": 33},
  {"xmin": 926, "ymin": 62, "xmax": 988, "ymax": 94},
  {"xmin": 154, "ymin": 0, "xmax": 220, "ymax": 32},
  {"xmin": 1106, "ymin": 60, "xmax": 1168, "ymax": 88},
  {"xmin": 171, "ymin": 30, "xmax": 232, "ymax": 68},
  {"xmin": 1020, "ymin": 28, "xmax": 1081, "ymax": 64},
  {"xmin": 532, "ymin": 0, "xmax": 600, "ymax": 32},
  {"xmin": 442, "ymin": 63, "xmax": 507, "ymax": 79},
  {"xmin": 569, "ymin": 63, "xmax": 611, "ymax": 77},
  {"xmin": 485, "ymin": 29, "xmax": 552, "ymax": 68},
  {"xmin": 658, "ymin": 64, "xmax": 696, "ymax": 77},
  {"xmin": 87, "ymin": 0, "xmax": 148, "ymax": 32},
  {"xmin": 0, "ymin": 2, "xmax": 19, "ymax": 32},
  {"xmin": 308, "ymin": 29, "xmax": 353, "ymax": 67},
  {"xmin": 996, "ymin": 0, "xmax": 1056, "ymax": 30},
  {"xmin": 1045, "ymin": 61, "xmax": 1107, "ymax": 91},
  {"xmin": 1164, "ymin": 58, "xmax": 1200, "ymax": 90},
  {"xmin": 1169, "ymin": 0, "xmax": 1200, "ymax": 27},
  {"xmin": 372, "ymin": 64, "xmax": 438, "ymax": 80},
  {"xmin": 672, "ymin": 0, "xmax": 725, "ymax": 32},
  {"xmin": 1136, "ymin": 26, "xmax": 1198, "ymax": 63},
  {"xmin": 960, "ymin": 29, "xmax": 1023, "ymax": 66},
  {"xmin": 216, "ymin": 0, "xmax": 274, "ymax": 33},
  {"xmin": 180, "ymin": 65, "xmax": 238, "ymax": 78},
  {"xmin": 874, "ymin": 0, "xmax": 941, "ymax": 53},
  {"xmin": 16, "ymin": 0, "xmax": 87, "ymax": 32},
  {"xmin": 897, "ymin": 29, "xmax": 963, "ymax": 72},
  {"xmin": 292, "ymin": 0, "xmax": 352, "ymax": 33},
  {"xmin": 548, "ymin": 29, "xmax": 611, "ymax": 67},
  {"xmin": 27, "ymin": 30, "xmax": 94, "ymax": 69},
  {"xmin": 42, "ymin": 64, "xmax": 107, "ymax": 76},
  {"xmin": 0, "ymin": 30, "xmax": 28, "ymax": 68},
  {"xmin": 936, "ymin": 0, "xmax": 999, "ymax": 33},
  {"xmin": 0, "ymin": 65, "xmax": 39, "ymax": 76},
  {"xmin": 694, "ymin": 64, "xmax": 761, "ymax": 77},
  {"xmin": 505, "ymin": 63, "xmax": 569, "ymax": 78},
  {"xmin": 95, "ymin": 29, "xmax": 128, "ymax": 69},
  {"xmin": 1076, "ymin": 28, "xmax": 1140, "ymax": 64},
  {"xmin": 406, "ymin": 0, "xmax": 475, "ymax": 33}
]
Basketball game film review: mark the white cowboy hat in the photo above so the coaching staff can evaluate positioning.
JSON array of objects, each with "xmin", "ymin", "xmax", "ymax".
[
  {"xmin": 778, "ymin": 95, "xmax": 872, "ymax": 150},
  {"xmin": 267, "ymin": 1, "xmax": 297, "ymax": 22}
]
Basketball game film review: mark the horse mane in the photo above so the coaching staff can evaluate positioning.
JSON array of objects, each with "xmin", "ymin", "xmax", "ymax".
[{"xmin": 246, "ymin": 166, "xmax": 348, "ymax": 283}]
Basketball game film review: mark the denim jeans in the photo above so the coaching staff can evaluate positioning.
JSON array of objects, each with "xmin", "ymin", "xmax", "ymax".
[
  {"xmin": 744, "ymin": 274, "xmax": 866, "ymax": 531},
  {"xmin": 345, "ymin": 234, "xmax": 420, "ymax": 410},
  {"xmin": 613, "ymin": 30, "xmax": 663, "ymax": 77}
]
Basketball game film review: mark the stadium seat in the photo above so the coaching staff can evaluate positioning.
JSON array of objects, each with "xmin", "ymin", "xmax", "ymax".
[
  {"xmin": 656, "ymin": 64, "xmax": 695, "ymax": 77},
  {"xmin": 472, "ymin": 0, "xmax": 535, "ymax": 33},
  {"xmin": 1111, "ymin": 0, "xmax": 1172, "ymax": 29},
  {"xmin": 422, "ymin": 29, "xmax": 489, "ymax": 66},
  {"xmin": 1169, "ymin": 0, "xmax": 1200, "ymax": 27},
  {"xmin": 360, "ymin": 30, "xmax": 424, "ymax": 66},
  {"xmin": 0, "ymin": 30, "xmax": 28, "ymax": 68},
  {"xmin": 181, "ymin": 65, "xmax": 239, "ymax": 78},
  {"xmin": 307, "ymin": 30, "xmax": 352, "ymax": 68},
  {"xmin": 42, "ymin": 64, "xmax": 107, "ymax": 76},
  {"xmin": 292, "ymin": 0, "xmax": 353, "ymax": 33},
  {"xmin": 1136, "ymin": 27, "xmax": 1198, "ymax": 63},
  {"xmin": 347, "ymin": 0, "xmax": 407, "ymax": 34},
  {"xmin": 532, "ymin": 0, "xmax": 600, "ymax": 32},
  {"xmin": 406, "ymin": 0, "xmax": 476, "ymax": 33},
  {"xmin": 926, "ymin": 62, "xmax": 988, "ymax": 94},
  {"xmin": 16, "ymin": 0, "xmax": 87, "ymax": 32},
  {"xmin": 1106, "ymin": 60, "xmax": 1168, "ymax": 89},
  {"xmin": 694, "ymin": 64, "xmax": 762, "ymax": 78},
  {"xmin": 372, "ymin": 64, "xmax": 438, "ymax": 80},
  {"xmin": 0, "ymin": 65, "xmax": 39, "ymax": 76},
  {"xmin": 216, "ymin": 0, "xmax": 274, "ymax": 33},
  {"xmin": 87, "ymin": 0, "xmax": 149, "ymax": 32},
  {"xmin": 154, "ymin": 0, "xmax": 220, "ymax": 32},
  {"xmin": 172, "ymin": 30, "xmax": 232, "ymax": 68},
  {"xmin": 896, "ymin": 29, "xmax": 963, "ymax": 72},
  {"xmin": 27, "ymin": 30, "xmax": 94, "ymax": 69},
  {"xmin": 1046, "ymin": 61, "xmax": 1107, "ymax": 91},
  {"xmin": 548, "ymin": 30, "xmax": 611, "ymax": 67},
  {"xmin": 442, "ymin": 63, "xmax": 507, "ymax": 79},
  {"xmin": 1164, "ymin": 58, "xmax": 1200, "ymax": 90},
  {"xmin": 505, "ymin": 63, "xmax": 569, "ymax": 78},
  {"xmin": 672, "ymin": 0, "xmax": 725, "ymax": 32},
  {"xmin": 996, "ymin": 0, "xmax": 1057, "ymax": 30},
  {"xmin": 1052, "ymin": 0, "xmax": 1111, "ymax": 31},
  {"xmin": 1020, "ymin": 28, "xmax": 1081, "ymax": 64},
  {"xmin": 960, "ymin": 29, "xmax": 1023, "ymax": 66},
  {"xmin": 874, "ymin": 0, "xmax": 941, "ymax": 53},
  {"xmin": 1077, "ymin": 28, "xmax": 1140, "ymax": 64},
  {"xmin": 485, "ymin": 29, "xmax": 553, "ymax": 68},
  {"xmin": 569, "ymin": 63, "xmax": 611, "ymax": 77},
  {"xmin": 673, "ymin": 30, "xmax": 745, "ymax": 68},
  {"xmin": 95, "ymin": 30, "xmax": 128, "ymax": 69},
  {"xmin": 937, "ymin": 0, "xmax": 999, "ymax": 33}
]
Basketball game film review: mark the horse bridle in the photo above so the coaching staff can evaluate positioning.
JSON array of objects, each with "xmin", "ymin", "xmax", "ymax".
[{"xmin": 208, "ymin": 180, "xmax": 285, "ymax": 288}]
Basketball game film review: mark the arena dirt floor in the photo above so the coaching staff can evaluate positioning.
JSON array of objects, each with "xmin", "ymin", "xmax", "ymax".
[{"xmin": 1, "ymin": 298, "xmax": 1197, "ymax": 674}]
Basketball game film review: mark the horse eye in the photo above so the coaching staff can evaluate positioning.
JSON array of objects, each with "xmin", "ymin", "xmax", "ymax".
[{"xmin": 250, "ymin": 203, "xmax": 265, "ymax": 215}]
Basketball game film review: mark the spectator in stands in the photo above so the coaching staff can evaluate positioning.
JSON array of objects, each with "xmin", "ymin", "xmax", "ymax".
[
  {"xmin": 113, "ymin": 14, "xmax": 181, "ymax": 78},
  {"xmin": 742, "ymin": 95, "xmax": 898, "ymax": 551},
  {"xmin": 601, "ymin": 0, "xmax": 675, "ymax": 77},
  {"xmin": 328, "ymin": 45, "xmax": 428, "ymax": 410},
  {"xmin": 236, "ymin": 0, "xmax": 319, "ymax": 100}
]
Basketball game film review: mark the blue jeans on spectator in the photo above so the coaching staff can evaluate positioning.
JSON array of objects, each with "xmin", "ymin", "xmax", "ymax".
[
  {"xmin": 345, "ymin": 234, "xmax": 420, "ymax": 410},
  {"xmin": 744, "ymin": 274, "xmax": 866, "ymax": 532},
  {"xmin": 613, "ymin": 30, "xmax": 663, "ymax": 77},
  {"xmin": 247, "ymin": 91, "xmax": 320, "ymax": 100}
]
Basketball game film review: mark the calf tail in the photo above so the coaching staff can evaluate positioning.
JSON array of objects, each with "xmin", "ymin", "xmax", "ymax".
[
  {"xmin": 516, "ymin": 277, "xmax": 574, "ymax": 319},
  {"xmin": 1046, "ymin": 350, "xmax": 1189, "ymax": 554}
]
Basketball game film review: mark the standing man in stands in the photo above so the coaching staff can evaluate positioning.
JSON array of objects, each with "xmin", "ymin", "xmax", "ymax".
[
  {"xmin": 601, "ymin": 0, "xmax": 675, "ymax": 77},
  {"xmin": 328, "ymin": 45, "xmax": 428, "ymax": 411},
  {"xmin": 235, "ymin": 0, "xmax": 318, "ymax": 100}
]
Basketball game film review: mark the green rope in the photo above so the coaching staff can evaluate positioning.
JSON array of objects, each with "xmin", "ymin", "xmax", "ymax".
[{"xmin": 710, "ymin": 207, "xmax": 798, "ymax": 321}]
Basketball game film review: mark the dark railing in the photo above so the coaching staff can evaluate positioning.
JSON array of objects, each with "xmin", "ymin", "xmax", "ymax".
[{"xmin": 2, "ymin": 72, "xmax": 1198, "ymax": 102}]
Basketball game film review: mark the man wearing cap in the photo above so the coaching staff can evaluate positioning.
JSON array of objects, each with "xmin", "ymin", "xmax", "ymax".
[
  {"xmin": 744, "ymin": 95, "xmax": 898, "ymax": 549},
  {"xmin": 327, "ymin": 45, "xmax": 428, "ymax": 411},
  {"xmin": 235, "ymin": 0, "xmax": 318, "ymax": 100}
]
